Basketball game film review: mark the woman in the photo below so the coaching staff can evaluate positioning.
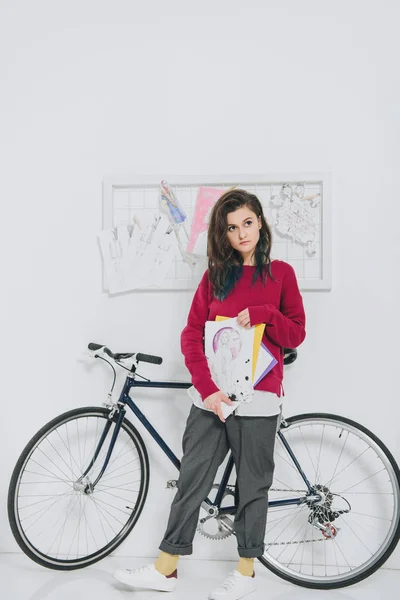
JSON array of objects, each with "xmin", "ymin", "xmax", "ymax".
[{"xmin": 113, "ymin": 188, "xmax": 306, "ymax": 600}]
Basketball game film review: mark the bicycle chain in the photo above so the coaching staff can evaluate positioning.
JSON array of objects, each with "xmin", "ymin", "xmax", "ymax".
[{"xmin": 266, "ymin": 538, "xmax": 327, "ymax": 546}]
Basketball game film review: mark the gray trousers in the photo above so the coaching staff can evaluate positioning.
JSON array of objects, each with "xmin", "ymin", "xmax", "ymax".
[{"xmin": 159, "ymin": 405, "xmax": 278, "ymax": 558}]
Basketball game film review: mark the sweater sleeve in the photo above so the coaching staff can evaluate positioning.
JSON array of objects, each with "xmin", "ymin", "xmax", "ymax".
[
  {"xmin": 248, "ymin": 263, "xmax": 306, "ymax": 349},
  {"xmin": 180, "ymin": 270, "xmax": 219, "ymax": 401}
]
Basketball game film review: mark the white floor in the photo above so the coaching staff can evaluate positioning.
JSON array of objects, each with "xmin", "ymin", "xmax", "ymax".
[{"xmin": 1, "ymin": 554, "xmax": 399, "ymax": 600}]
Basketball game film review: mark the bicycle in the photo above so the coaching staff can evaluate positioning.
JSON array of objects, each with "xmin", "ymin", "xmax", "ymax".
[{"xmin": 7, "ymin": 343, "xmax": 400, "ymax": 589}]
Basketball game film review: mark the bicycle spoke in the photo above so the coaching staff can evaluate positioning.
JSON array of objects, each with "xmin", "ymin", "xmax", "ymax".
[
  {"xmin": 275, "ymin": 519, "xmax": 310, "ymax": 561},
  {"xmin": 338, "ymin": 468, "xmax": 387, "ymax": 494},
  {"xmin": 66, "ymin": 497, "xmax": 85, "ymax": 560},
  {"xmin": 299, "ymin": 425, "xmax": 317, "ymax": 476},
  {"xmin": 350, "ymin": 511, "xmax": 392, "ymax": 521},
  {"xmin": 21, "ymin": 492, "xmax": 75, "ymax": 531},
  {"xmin": 284, "ymin": 520, "xmax": 309, "ymax": 567},
  {"xmin": 100, "ymin": 459, "xmax": 141, "ymax": 482},
  {"xmin": 96, "ymin": 488, "xmax": 138, "ymax": 505},
  {"xmin": 99, "ymin": 465, "xmax": 141, "ymax": 485},
  {"xmin": 55, "ymin": 427, "xmax": 83, "ymax": 479},
  {"xmin": 90, "ymin": 495, "xmax": 110, "ymax": 546},
  {"xmin": 22, "ymin": 469, "xmax": 71, "ymax": 482},
  {"xmin": 315, "ymin": 424, "xmax": 325, "ymax": 484},
  {"xmin": 29, "ymin": 457, "xmax": 71, "ymax": 483},
  {"xmin": 274, "ymin": 448, "xmax": 303, "ymax": 475},
  {"xmin": 271, "ymin": 475, "xmax": 306, "ymax": 493},
  {"xmin": 268, "ymin": 506, "xmax": 306, "ymax": 546},
  {"xmin": 18, "ymin": 491, "xmax": 72, "ymax": 511},
  {"xmin": 89, "ymin": 496, "xmax": 122, "ymax": 530},
  {"xmin": 49, "ymin": 494, "xmax": 79, "ymax": 557},
  {"xmin": 326, "ymin": 429, "xmax": 349, "ymax": 490},
  {"xmin": 324, "ymin": 446, "xmax": 371, "ymax": 489},
  {"xmin": 96, "ymin": 482, "xmax": 141, "ymax": 492}
]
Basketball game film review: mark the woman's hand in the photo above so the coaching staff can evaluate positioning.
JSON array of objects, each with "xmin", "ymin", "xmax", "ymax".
[
  {"xmin": 237, "ymin": 308, "xmax": 251, "ymax": 328},
  {"xmin": 203, "ymin": 391, "xmax": 233, "ymax": 423}
]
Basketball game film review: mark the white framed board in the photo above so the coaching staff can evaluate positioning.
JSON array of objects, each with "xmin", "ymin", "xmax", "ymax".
[{"xmin": 101, "ymin": 173, "xmax": 332, "ymax": 292}]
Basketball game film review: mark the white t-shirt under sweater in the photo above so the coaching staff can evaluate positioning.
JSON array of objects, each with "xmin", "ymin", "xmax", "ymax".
[
  {"xmin": 192, "ymin": 389, "xmax": 282, "ymax": 418},
  {"xmin": 234, "ymin": 390, "xmax": 282, "ymax": 417}
]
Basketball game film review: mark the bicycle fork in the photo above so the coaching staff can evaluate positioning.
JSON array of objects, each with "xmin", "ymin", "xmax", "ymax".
[{"xmin": 73, "ymin": 407, "xmax": 126, "ymax": 495}]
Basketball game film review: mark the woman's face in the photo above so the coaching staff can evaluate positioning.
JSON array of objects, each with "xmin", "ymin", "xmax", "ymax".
[{"xmin": 226, "ymin": 206, "xmax": 261, "ymax": 261}]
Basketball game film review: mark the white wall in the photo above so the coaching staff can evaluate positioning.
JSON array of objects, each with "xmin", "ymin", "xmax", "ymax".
[{"xmin": 1, "ymin": 0, "xmax": 399, "ymax": 568}]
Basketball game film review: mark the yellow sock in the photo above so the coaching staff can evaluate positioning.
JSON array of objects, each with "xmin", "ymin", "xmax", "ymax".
[
  {"xmin": 236, "ymin": 557, "xmax": 254, "ymax": 577},
  {"xmin": 154, "ymin": 551, "xmax": 180, "ymax": 576}
]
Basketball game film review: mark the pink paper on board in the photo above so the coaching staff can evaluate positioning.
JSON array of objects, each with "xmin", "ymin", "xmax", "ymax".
[{"xmin": 187, "ymin": 187, "xmax": 224, "ymax": 254}]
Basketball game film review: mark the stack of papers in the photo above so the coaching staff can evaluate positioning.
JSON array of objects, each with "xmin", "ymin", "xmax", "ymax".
[{"xmin": 188, "ymin": 315, "xmax": 277, "ymax": 418}]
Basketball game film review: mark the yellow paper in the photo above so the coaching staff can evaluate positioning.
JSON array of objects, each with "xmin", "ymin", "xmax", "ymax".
[{"xmin": 215, "ymin": 315, "xmax": 265, "ymax": 382}]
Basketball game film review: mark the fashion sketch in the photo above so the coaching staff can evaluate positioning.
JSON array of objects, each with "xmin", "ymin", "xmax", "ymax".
[
  {"xmin": 204, "ymin": 318, "xmax": 255, "ymax": 402},
  {"xmin": 269, "ymin": 182, "xmax": 321, "ymax": 256}
]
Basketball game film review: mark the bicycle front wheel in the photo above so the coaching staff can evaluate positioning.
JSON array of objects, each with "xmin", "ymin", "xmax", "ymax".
[
  {"xmin": 8, "ymin": 407, "xmax": 149, "ymax": 570},
  {"xmin": 258, "ymin": 413, "xmax": 400, "ymax": 588}
]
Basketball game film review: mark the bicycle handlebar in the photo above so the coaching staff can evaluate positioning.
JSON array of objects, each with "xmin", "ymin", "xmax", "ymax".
[{"xmin": 88, "ymin": 343, "xmax": 163, "ymax": 365}]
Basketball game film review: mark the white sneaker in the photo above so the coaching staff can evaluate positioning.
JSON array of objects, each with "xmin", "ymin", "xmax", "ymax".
[
  {"xmin": 113, "ymin": 563, "xmax": 178, "ymax": 591},
  {"xmin": 208, "ymin": 569, "xmax": 256, "ymax": 600}
]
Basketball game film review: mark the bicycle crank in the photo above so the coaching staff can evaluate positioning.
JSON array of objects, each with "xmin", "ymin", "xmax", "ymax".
[{"xmin": 197, "ymin": 484, "xmax": 236, "ymax": 541}]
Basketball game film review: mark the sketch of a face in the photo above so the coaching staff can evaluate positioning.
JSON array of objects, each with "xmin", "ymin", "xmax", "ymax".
[{"xmin": 212, "ymin": 327, "xmax": 242, "ymax": 359}]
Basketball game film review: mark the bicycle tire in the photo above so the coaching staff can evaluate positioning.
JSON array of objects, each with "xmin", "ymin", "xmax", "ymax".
[
  {"xmin": 257, "ymin": 413, "xmax": 400, "ymax": 589},
  {"xmin": 8, "ymin": 406, "xmax": 150, "ymax": 570}
]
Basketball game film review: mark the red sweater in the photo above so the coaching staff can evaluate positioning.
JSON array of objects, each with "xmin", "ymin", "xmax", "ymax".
[{"xmin": 180, "ymin": 260, "xmax": 306, "ymax": 401}]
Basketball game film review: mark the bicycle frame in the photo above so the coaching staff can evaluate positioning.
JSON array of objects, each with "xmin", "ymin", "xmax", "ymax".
[{"xmin": 86, "ymin": 374, "xmax": 321, "ymax": 512}]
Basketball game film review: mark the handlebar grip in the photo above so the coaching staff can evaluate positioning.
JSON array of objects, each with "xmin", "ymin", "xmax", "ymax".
[
  {"xmin": 88, "ymin": 343, "xmax": 104, "ymax": 351},
  {"xmin": 136, "ymin": 353, "xmax": 163, "ymax": 365},
  {"xmin": 283, "ymin": 348, "xmax": 297, "ymax": 366},
  {"xmin": 88, "ymin": 343, "xmax": 113, "ymax": 357}
]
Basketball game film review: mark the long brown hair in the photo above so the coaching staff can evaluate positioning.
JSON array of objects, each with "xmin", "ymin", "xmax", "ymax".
[{"xmin": 207, "ymin": 188, "xmax": 275, "ymax": 300}]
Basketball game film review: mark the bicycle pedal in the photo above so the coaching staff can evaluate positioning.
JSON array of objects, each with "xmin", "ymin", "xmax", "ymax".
[{"xmin": 166, "ymin": 479, "xmax": 178, "ymax": 489}]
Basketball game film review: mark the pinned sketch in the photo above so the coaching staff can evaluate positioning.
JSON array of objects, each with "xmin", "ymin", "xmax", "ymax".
[
  {"xmin": 204, "ymin": 318, "xmax": 255, "ymax": 403},
  {"xmin": 270, "ymin": 183, "xmax": 321, "ymax": 256},
  {"xmin": 187, "ymin": 187, "xmax": 224, "ymax": 256},
  {"xmin": 160, "ymin": 180, "xmax": 197, "ymax": 267},
  {"xmin": 98, "ymin": 212, "xmax": 177, "ymax": 293},
  {"xmin": 132, "ymin": 212, "xmax": 177, "ymax": 285},
  {"xmin": 99, "ymin": 181, "xmax": 204, "ymax": 293}
]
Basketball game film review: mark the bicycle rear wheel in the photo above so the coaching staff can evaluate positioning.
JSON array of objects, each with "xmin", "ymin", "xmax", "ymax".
[
  {"xmin": 8, "ymin": 407, "xmax": 149, "ymax": 570},
  {"xmin": 258, "ymin": 413, "xmax": 400, "ymax": 588}
]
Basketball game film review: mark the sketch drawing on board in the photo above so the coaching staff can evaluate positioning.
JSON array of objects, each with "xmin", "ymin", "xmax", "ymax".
[
  {"xmin": 204, "ymin": 318, "xmax": 255, "ymax": 402},
  {"xmin": 98, "ymin": 212, "xmax": 178, "ymax": 293},
  {"xmin": 132, "ymin": 213, "xmax": 177, "ymax": 285},
  {"xmin": 270, "ymin": 182, "xmax": 321, "ymax": 256},
  {"xmin": 159, "ymin": 180, "xmax": 196, "ymax": 267},
  {"xmin": 99, "ymin": 180, "xmax": 207, "ymax": 293}
]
